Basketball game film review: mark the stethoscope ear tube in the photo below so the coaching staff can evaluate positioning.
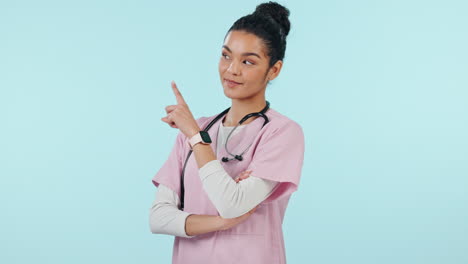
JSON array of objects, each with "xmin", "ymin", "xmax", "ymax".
[{"xmin": 179, "ymin": 101, "xmax": 270, "ymax": 210}]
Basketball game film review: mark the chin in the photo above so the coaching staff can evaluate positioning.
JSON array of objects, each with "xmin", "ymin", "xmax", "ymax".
[
  {"xmin": 222, "ymin": 88, "xmax": 238, "ymax": 99},
  {"xmin": 223, "ymin": 88, "xmax": 243, "ymax": 100},
  {"xmin": 223, "ymin": 89, "xmax": 255, "ymax": 101}
]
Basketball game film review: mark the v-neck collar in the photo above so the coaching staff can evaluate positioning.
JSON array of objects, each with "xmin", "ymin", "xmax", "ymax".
[{"xmin": 206, "ymin": 113, "xmax": 264, "ymax": 160}]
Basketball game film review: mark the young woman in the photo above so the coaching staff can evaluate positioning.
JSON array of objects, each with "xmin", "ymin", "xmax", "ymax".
[{"xmin": 149, "ymin": 2, "xmax": 305, "ymax": 263}]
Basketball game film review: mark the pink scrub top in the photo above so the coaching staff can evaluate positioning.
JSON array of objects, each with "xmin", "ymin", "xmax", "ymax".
[{"xmin": 152, "ymin": 107, "xmax": 305, "ymax": 264}]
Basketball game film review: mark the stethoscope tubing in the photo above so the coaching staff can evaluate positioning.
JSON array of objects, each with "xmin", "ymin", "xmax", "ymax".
[{"xmin": 179, "ymin": 101, "xmax": 270, "ymax": 210}]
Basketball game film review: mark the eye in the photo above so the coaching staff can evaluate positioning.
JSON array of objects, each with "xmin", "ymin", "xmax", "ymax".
[
  {"xmin": 222, "ymin": 53, "xmax": 230, "ymax": 59},
  {"xmin": 244, "ymin": 60, "xmax": 255, "ymax": 65}
]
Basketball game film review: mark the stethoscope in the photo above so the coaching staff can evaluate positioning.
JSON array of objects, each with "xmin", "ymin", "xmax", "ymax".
[{"xmin": 179, "ymin": 101, "xmax": 271, "ymax": 210}]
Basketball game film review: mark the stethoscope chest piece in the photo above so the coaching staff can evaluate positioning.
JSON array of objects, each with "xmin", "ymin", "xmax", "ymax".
[{"xmin": 221, "ymin": 155, "xmax": 244, "ymax": 162}]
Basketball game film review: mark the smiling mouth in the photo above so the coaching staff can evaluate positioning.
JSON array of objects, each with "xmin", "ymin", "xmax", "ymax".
[{"xmin": 224, "ymin": 78, "xmax": 243, "ymax": 86}]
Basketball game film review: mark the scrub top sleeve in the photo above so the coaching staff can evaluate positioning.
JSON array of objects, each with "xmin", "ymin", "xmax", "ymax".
[
  {"xmin": 246, "ymin": 121, "xmax": 305, "ymax": 203},
  {"xmin": 151, "ymin": 131, "xmax": 185, "ymax": 199},
  {"xmin": 149, "ymin": 184, "xmax": 196, "ymax": 238}
]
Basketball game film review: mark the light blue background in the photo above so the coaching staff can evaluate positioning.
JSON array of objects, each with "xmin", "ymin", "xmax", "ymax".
[{"xmin": 1, "ymin": 0, "xmax": 467, "ymax": 263}]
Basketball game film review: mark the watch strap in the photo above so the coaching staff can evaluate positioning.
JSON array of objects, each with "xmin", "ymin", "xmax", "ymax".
[{"xmin": 189, "ymin": 132, "xmax": 203, "ymax": 148}]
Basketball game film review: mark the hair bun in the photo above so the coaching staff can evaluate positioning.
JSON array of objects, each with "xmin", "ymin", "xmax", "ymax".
[{"xmin": 253, "ymin": 1, "xmax": 290, "ymax": 37}]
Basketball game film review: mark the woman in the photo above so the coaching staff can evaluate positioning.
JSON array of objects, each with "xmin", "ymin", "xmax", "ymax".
[{"xmin": 149, "ymin": 2, "xmax": 305, "ymax": 263}]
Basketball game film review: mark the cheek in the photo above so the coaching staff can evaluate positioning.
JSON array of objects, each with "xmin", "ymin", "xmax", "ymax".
[
  {"xmin": 244, "ymin": 69, "xmax": 263, "ymax": 83},
  {"xmin": 218, "ymin": 60, "xmax": 228, "ymax": 73}
]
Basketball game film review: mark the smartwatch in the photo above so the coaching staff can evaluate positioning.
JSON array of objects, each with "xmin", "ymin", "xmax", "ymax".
[{"xmin": 189, "ymin": 131, "xmax": 212, "ymax": 149}]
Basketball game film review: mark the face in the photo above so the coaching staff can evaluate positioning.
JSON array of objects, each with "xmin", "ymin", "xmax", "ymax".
[{"xmin": 218, "ymin": 30, "xmax": 282, "ymax": 101}]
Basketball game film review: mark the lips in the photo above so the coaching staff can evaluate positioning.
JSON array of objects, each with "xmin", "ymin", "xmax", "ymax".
[{"xmin": 224, "ymin": 78, "xmax": 242, "ymax": 88}]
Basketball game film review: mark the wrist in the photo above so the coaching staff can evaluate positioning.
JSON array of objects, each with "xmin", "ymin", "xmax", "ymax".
[
  {"xmin": 216, "ymin": 216, "xmax": 227, "ymax": 231},
  {"xmin": 188, "ymin": 130, "xmax": 212, "ymax": 149},
  {"xmin": 187, "ymin": 129, "xmax": 200, "ymax": 139}
]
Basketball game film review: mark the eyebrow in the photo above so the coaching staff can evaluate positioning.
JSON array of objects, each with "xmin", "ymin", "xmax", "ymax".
[{"xmin": 222, "ymin": 45, "xmax": 261, "ymax": 59}]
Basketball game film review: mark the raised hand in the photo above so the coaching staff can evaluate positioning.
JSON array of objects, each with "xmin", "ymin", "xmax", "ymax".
[{"xmin": 161, "ymin": 81, "xmax": 202, "ymax": 138}]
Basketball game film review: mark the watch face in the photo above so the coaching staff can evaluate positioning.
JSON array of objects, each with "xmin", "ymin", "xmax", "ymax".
[{"xmin": 200, "ymin": 131, "xmax": 212, "ymax": 143}]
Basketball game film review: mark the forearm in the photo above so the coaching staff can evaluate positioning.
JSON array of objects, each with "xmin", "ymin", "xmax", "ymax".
[
  {"xmin": 185, "ymin": 214, "xmax": 225, "ymax": 236},
  {"xmin": 198, "ymin": 160, "xmax": 278, "ymax": 218},
  {"xmin": 191, "ymin": 142, "xmax": 217, "ymax": 169},
  {"xmin": 150, "ymin": 184, "xmax": 228, "ymax": 238}
]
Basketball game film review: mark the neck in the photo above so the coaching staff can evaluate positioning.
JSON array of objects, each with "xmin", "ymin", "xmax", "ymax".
[{"xmin": 223, "ymin": 96, "xmax": 268, "ymax": 126}]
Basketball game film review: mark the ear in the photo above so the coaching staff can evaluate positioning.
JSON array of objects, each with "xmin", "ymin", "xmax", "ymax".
[{"xmin": 267, "ymin": 60, "xmax": 283, "ymax": 81}]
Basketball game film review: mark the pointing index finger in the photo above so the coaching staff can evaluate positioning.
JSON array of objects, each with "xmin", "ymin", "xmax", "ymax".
[{"xmin": 171, "ymin": 81, "xmax": 187, "ymax": 105}]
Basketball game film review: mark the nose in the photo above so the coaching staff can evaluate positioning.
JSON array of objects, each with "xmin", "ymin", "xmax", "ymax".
[{"xmin": 227, "ymin": 60, "xmax": 241, "ymax": 76}]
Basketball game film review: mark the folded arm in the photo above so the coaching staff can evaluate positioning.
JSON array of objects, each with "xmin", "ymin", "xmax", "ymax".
[
  {"xmin": 149, "ymin": 184, "xmax": 196, "ymax": 238},
  {"xmin": 199, "ymin": 159, "xmax": 279, "ymax": 219},
  {"xmin": 149, "ymin": 184, "xmax": 236, "ymax": 237}
]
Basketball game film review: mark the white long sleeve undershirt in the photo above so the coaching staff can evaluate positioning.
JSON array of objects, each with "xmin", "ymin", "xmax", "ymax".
[{"xmin": 149, "ymin": 121, "xmax": 279, "ymax": 238}]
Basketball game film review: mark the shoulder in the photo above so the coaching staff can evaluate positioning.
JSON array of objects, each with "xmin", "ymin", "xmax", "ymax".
[
  {"xmin": 262, "ymin": 109, "xmax": 305, "ymax": 156},
  {"xmin": 263, "ymin": 108, "xmax": 304, "ymax": 138}
]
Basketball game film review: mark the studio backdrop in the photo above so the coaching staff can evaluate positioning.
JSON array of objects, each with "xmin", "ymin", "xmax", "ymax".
[{"xmin": 1, "ymin": 1, "xmax": 467, "ymax": 263}]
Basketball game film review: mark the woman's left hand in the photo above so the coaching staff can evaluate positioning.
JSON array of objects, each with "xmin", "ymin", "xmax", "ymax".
[
  {"xmin": 161, "ymin": 81, "xmax": 201, "ymax": 138},
  {"xmin": 234, "ymin": 170, "xmax": 252, "ymax": 183}
]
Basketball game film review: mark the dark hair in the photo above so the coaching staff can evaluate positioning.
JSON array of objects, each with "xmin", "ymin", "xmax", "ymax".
[{"xmin": 225, "ymin": 1, "xmax": 291, "ymax": 68}]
